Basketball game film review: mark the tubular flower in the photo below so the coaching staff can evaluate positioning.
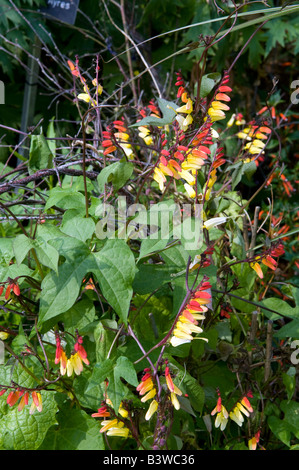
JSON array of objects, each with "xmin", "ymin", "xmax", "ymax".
[
  {"xmin": 30, "ymin": 392, "xmax": 43, "ymax": 414},
  {"xmin": 206, "ymin": 72, "xmax": 232, "ymax": 122},
  {"xmin": 250, "ymin": 241, "xmax": 284, "ymax": 279},
  {"xmin": 237, "ymin": 122, "xmax": 272, "ymax": 162},
  {"xmin": 113, "ymin": 119, "xmax": 134, "ymax": 160},
  {"xmin": 7, "ymin": 390, "xmax": 22, "ymax": 407},
  {"xmin": 137, "ymin": 369, "xmax": 157, "ymax": 403},
  {"xmin": 55, "ymin": 333, "xmax": 67, "ymax": 376},
  {"xmin": 91, "ymin": 404, "xmax": 111, "ymax": 418},
  {"xmin": 145, "ymin": 399, "xmax": 158, "ymax": 421},
  {"xmin": 175, "ymin": 72, "xmax": 194, "ymax": 131},
  {"xmin": 137, "ymin": 369, "xmax": 158, "ymax": 419},
  {"xmin": 203, "ymin": 216, "xmax": 227, "ymax": 230},
  {"xmin": 0, "ymin": 279, "xmax": 21, "ymax": 300},
  {"xmin": 74, "ymin": 334, "xmax": 90, "ymax": 366},
  {"xmin": 17, "ymin": 392, "xmax": 29, "ymax": 412},
  {"xmin": 55, "ymin": 332, "xmax": 89, "ymax": 377},
  {"xmin": 211, "ymin": 395, "xmax": 229, "ymax": 431},
  {"xmin": 92, "ymin": 399, "xmax": 130, "ymax": 437},
  {"xmin": 229, "ymin": 395, "xmax": 253, "ymax": 427},
  {"xmin": 202, "ymin": 168, "xmax": 217, "ymax": 201},
  {"xmin": 66, "ymin": 352, "xmax": 84, "ymax": 376},
  {"xmin": 153, "ymin": 166, "xmax": 167, "ymax": 191},
  {"xmin": 102, "ymin": 127, "xmax": 117, "ymax": 155},
  {"xmin": 165, "ymin": 366, "xmax": 182, "ymax": 410},
  {"xmin": 100, "ymin": 418, "xmax": 130, "ymax": 438},
  {"xmin": 248, "ymin": 430, "xmax": 261, "ymax": 450},
  {"xmin": 137, "ymin": 100, "xmax": 161, "ymax": 145},
  {"xmin": 153, "ymin": 151, "xmax": 196, "ymax": 195},
  {"xmin": 4, "ymin": 389, "xmax": 42, "ymax": 414},
  {"xmin": 169, "ymin": 280, "xmax": 211, "ymax": 347},
  {"xmin": 68, "ymin": 59, "xmax": 103, "ymax": 107}
]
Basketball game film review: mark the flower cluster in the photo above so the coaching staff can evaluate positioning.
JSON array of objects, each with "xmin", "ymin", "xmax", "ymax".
[
  {"xmin": 236, "ymin": 121, "xmax": 272, "ymax": 161},
  {"xmin": 211, "ymin": 390, "xmax": 253, "ymax": 431},
  {"xmin": 138, "ymin": 100, "xmax": 161, "ymax": 146},
  {"xmin": 0, "ymin": 388, "xmax": 42, "ymax": 414},
  {"xmin": 136, "ymin": 368, "xmax": 158, "ymax": 420},
  {"xmin": 67, "ymin": 59, "xmax": 103, "ymax": 107},
  {"xmin": 169, "ymin": 279, "xmax": 211, "ymax": 347},
  {"xmin": 175, "ymin": 71, "xmax": 194, "ymax": 131},
  {"xmin": 165, "ymin": 365, "xmax": 182, "ymax": 410},
  {"xmin": 206, "ymin": 72, "xmax": 232, "ymax": 122},
  {"xmin": 102, "ymin": 118, "xmax": 134, "ymax": 159},
  {"xmin": 55, "ymin": 331, "xmax": 89, "ymax": 377},
  {"xmin": 0, "ymin": 278, "xmax": 20, "ymax": 300},
  {"xmin": 250, "ymin": 241, "xmax": 285, "ymax": 279},
  {"xmin": 92, "ymin": 400, "xmax": 130, "ymax": 438},
  {"xmin": 248, "ymin": 430, "xmax": 261, "ymax": 450}
]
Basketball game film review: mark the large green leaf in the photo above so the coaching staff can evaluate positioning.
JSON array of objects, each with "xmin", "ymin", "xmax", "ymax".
[
  {"xmin": 86, "ymin": 356, "xmax": 138, "ymax": 413},
  {"xmin": 38, "ymin": 252, "xmax": 94, "ymax": 326},
  {"xmin": 39, "ymin": 402, "xmax": 104, "ymax": 450},
  {"xmin": 44, "ymin": 187, "xmax": 86, "ymax": 211},
  {"xmin": 38, "ymin": 239, "xmax": 136, "ymax": 327},
  {"xmin": 60, "ymin": 215, "xmax": 95, "ymax": 242},
  {"xmin": 97, "ymin": 161, "xmax": 133, "ymax": 192},
  {"xmin": 13, "ymin": 234, "xmax": 59, "ymax": 272},
  {"xmin": 28, "ymin": 133, "xmax": 53, "ymax": 175},
  {"xmin": 92, "ymin": 239, "xmax": 136, "ymax": 324}
]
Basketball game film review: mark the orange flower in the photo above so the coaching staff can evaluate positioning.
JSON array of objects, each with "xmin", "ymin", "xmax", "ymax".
[{"xmin": 54, "ymin": 333, "xmax": 67, "ymax": 376}]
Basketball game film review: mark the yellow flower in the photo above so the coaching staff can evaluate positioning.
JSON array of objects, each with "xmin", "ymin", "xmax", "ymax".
[
  {"xmin": 145, "ymin": 399, "xmax": 158, "ymax": 420},
  {"xmin": 66, "ymin": 353, "xmax": 84, "ymax": 376},
  {"xmin": 153, "ymin": 167, "xmax": 167, "ymax": 191},
  {"xmin": 184, "ymin": 183, "xmax": 196, "ymax": 199}
]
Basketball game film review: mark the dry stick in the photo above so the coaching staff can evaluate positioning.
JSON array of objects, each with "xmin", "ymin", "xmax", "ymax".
[
  {"xmin": 119, "ymin": 0, "xmax": 138, "ymax": 107},
  {"xmin": 248, "ymin": 311, "xmax": 258, "ymax": 365},
  {"xmin": 264, "ymin": 321, "xmax": 273, "ymax": 383},
  {"xmin": 249, "ymin": 206, "xmax": 260, "ymax": 258},
  {"xmin": 102, "ymin": 0, "xmax": 162, "ymax": 98}
]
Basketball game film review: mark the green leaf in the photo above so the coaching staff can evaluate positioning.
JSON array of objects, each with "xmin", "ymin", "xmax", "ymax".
[
  {"xmin": 110, "ymin": 356, "xmax": 138, "ymax": 412},
  {"xmin": 0, "ymin": 238, "xmax": 14, "ymax": 265},
  {"xmin": 261, "ymin": 298, "xmax": 299, "ymax": 321},
  {"xmin": 94, "ymin": 319, "xmax": 119, "ymax": 362},
  {"xmin": 133, "ymin": 264, "xmax": 173, "ymax": 294},
  {"xmin": 273, "ymin": 319, "xmax": 299, "ymax": 340},
  {"xmin": 200, "ymin": 73, "xmax": 221, "ymax": 98},
  {"xmin": 12, "ymin": 234, "xmax": 59, "ymax": 272},
  {"xmin": 39, "ymin": 402, "xmax": 104, "ymax": 450},
  {"xmin": 268, "ymin": 416, "xmax": 291, "ymax": 447},
  {"xmin": 28, "ymin": 133, "xmax": 53, "ymax": 175},
  {"xmin": 13, "ymin": 234, "xmax": 34, "ymax": 266},
  {"xmin": 92, "ymin": 239, "xmax": 136, "ymax": 324},
  {"xmin": 38, "ymin": 247, "xmax": 93, "ymax": 326},
  {"xmin": 97, "ymin": 161, "xmax": 133, "ymax": 192},
  {"xmin": 281, "ymin": 400, "xmax": 299, "ymax": 439},
  {"xmin": 282, "ymin": 367, "xmax": 296, "ymax": 402},
  {"xmin": 45, "ymin": 187, "xmax": 86, "ymax": 211},
  {"xmin": 86, "ymin": 356, "xmax": 138, "ymax": 413},
  {"xmin": 130, "ymin": 98, "xmax": 178, "ymax": 127},
  {"xmin": 138, "ymin": 234, "xmax": 169, "ymax": 261},
  {"xmin": 46, "ymin": 118, "xmax": 56, "ymax": 157},
  {"xmin": 61, "ymin": 215, "xmax": 95, "ymax": 242}
]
